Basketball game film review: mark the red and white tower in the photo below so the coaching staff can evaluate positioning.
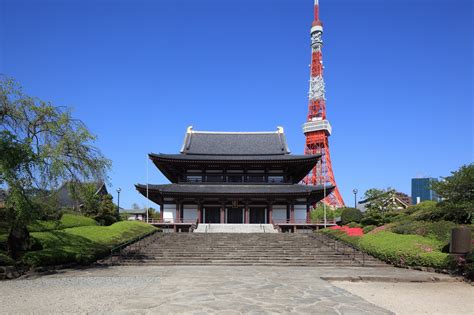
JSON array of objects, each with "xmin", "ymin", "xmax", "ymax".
[{"xmin": 303, "ymin": 0, "xmax": 345, "ymax": 208}]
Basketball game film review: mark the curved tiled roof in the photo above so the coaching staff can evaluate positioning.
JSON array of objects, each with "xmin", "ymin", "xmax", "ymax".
[{"xmin": 180, "ymin": 127, "xmax": 290, "ymax": 156}]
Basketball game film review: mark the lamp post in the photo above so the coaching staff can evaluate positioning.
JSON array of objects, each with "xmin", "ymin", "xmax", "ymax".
[
  {"xmin": 116, "ymin": 188, "xmax": 122, "ymax": 215},
  {"xmin": 352, "ymin": 188, "xmax": 358, "ymax": 209}
]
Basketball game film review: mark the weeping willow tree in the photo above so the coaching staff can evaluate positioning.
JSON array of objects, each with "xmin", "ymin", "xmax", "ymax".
[{"xmin": 0, "ymin": 76, "xmax": 111, "ymax": 258}]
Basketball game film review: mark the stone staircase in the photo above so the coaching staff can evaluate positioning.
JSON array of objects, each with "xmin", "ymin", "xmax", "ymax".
[
  {"xmin": 194, "ymin": 224, "xmax": 278, "ymax": 233},
  {"xmin": 110, "ymin": 232, "xmax": 387, "ymax": 267}
]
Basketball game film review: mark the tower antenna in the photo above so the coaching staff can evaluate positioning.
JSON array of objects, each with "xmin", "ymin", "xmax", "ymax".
[{"xmin": 303, "ymin": 0, "xmax": 345, "ymax": 208}]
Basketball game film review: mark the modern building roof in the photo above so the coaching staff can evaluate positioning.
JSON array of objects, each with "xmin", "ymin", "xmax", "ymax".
[{"xmin": 180, "ymin": 126, "xmax": 290, "ymax": 156}]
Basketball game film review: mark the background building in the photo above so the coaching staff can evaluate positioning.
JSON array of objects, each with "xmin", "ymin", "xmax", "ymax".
[{"xmin": 411, "ymin": 178, "xmax": 439, "ymax": 204}]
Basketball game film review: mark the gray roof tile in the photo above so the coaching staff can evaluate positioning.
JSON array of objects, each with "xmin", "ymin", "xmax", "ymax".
[{"xmin": 180, "ymin": 127, "xmax": 290, "ymax": 156}]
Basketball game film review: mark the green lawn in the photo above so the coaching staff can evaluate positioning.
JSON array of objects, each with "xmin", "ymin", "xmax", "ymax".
[
  {"xmin": 28, "ymin": 214, "xmax": 98, "ymax": 232},
  {"xmin": 22, "ymin": 221, "xmax": 156, "ymax": 267}
]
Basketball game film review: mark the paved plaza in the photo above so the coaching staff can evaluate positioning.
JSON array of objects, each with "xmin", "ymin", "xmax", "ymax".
[{"xmin": 1, "ymin": 265, "xmax": 471, "ymax": 314}]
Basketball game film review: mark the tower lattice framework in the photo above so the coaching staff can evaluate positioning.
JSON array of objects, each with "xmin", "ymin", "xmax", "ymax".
[{"xmin": 303, "ymin": 0, "xmax": 345, "ymax": 208}]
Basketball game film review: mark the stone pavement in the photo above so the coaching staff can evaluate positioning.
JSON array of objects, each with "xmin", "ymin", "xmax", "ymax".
[{"xmin": 0, "ymin": 265, "xmax": 459, "ymax": 314}]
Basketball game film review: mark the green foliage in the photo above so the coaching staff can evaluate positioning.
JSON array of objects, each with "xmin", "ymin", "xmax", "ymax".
[
  {"xmin": 95, "ymin": 194, "xmax": 119, "ymax": 226},
  {"xmin": 347, "ymin": 222, "xmax": 362, "ymax": 228},
  {"xmin": 361, "ymin": 212, "xmax": 387, "ymax": 227},
  {"xmin": 405, "ymin": 201, "xmax": 443, "ymax": 221},
  {"xmin": 0, "ymin": 76, "xmax": 111, "ymax": 258},
  {"xmin": 392, "ymin": 220, "xmax": 457, "ymax": 244},
  {"xmin": 320, "ymin": 229, "xmax": 361, "ymax": 248},
  {"xmin": 22, "ymin": 221, "xmax": 156, "ymax": 267},
  {"xmin": 0, "ymin": 252, "xmax": 15, "ymax": 266},
  {"xmin": 310, "ymin": 204, "xmax": 337, "ymax": 221},
  {"xmin": 431, "ymin": 164, "xmax": 473, "ymax": 224},
  {"xmin": 362, "ymin": 225, "xmax": 376, "ymax": 234},
  {"xmin": 0, "ymin": 234, "xmax": 6, "ymax": 251},
  {"xmin": 359, "ymin": 232, "xmax": 451, "ymax": 269},
  {"xmin": 340, "ymin": 207, "xmax": 363, "ymax": 225},
  {"xmin": 28, "ymin": 214, "xmax": 97, "ymax": 232}
]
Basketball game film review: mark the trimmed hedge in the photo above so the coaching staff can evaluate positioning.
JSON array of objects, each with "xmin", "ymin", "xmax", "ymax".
[
  {"xmin": 22, "ymin": 221, "xmax": 156, "ymax": 267},
  {"xmin": 359, "ymin": 231, "xmax": 451, "ymax": 269},
  {"xmin": 341, "ymin": 208, "xmax": 363, "ymax": 225},
  {"xmin": 28, "ymin": 214, "xmax": 98, "ymax": 232}
]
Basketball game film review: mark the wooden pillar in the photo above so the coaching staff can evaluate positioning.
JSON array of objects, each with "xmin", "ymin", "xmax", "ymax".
[
  {"xmin": 286, "ymin": 203, "xmax": 290, "ymax": 223},
  {"xmin": 175, "ymin": 201, "xmax": 180, "ymax": 232},
  {"xmin": 159, "ymin": 204, "xmax": 163, "ymax": 222},
  {"xmin": 175, "ymin": 202, "xmax": 180, "ymax": 223},
  {"xmin": 220, "ymin": 202, "xmax": 225, "ymax": 224},
  {"xmin": 290, "ymin": 201, "xmax": 295, "ymax": 223},
  {"xmin": 244, "ymin": 202, "xmax": 249, "ymax": 224},
  {"xmin": 197, "ymin": 202, "xmax": 202, "ymax": 224},
  {"xmin": 268, "ymin": 202, "xmax": 273, "ymax": 224}
]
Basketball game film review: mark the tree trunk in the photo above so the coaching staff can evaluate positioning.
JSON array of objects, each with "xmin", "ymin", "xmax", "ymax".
[{"xmin": 7, "ymin": 223, "xmax": 31, "ymax": 259}]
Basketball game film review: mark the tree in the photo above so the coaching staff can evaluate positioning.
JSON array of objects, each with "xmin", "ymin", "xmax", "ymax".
[
  {"xmin": 95, "ymin": 194, "xmax": 119, "ymax": 226},
  {"xmin": 0, "ymin": 76, "xmax": 111, "ymax": 258},
  {"xmin": 432, "ymin": 164, "xmax": 473, "ymax": 224}
]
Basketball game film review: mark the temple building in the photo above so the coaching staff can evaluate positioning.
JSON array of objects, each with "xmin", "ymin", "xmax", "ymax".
[{"xmin": 136, "ymin": 126, "xmax": 333, "ymax": 228}]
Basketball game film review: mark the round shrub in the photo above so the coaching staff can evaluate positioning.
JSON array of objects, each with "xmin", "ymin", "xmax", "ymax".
[
  {"xmin": 363, "ymin": 225, "xmax": 376, "ymax": 234},
  {"xmin": 341, "ymin": 208, "xmax": 363, "ymax": 225}
]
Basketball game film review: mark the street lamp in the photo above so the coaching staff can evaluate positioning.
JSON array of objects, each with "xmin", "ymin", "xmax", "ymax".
[
  {"xmin": 116, "ymin": 188, "xmax": 122, "ymax": 215},
  {"xmin": 352, "ymin": 188, "xmax": 358, "ymax": 209}
]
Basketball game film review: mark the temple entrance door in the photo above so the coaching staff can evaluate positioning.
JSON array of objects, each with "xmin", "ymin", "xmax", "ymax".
[
  {"xmin": 227, "ymin": 208, "xmax": 243, "ymax": 224},
  {"xmin": 249, "ymin": 207, "xmax": 266, "ymax": 223},
  {"xmin": 204, "ymin": 207, "xmax": 220, "ymax": 223}
]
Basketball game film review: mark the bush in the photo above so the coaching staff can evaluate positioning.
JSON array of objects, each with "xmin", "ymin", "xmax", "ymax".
[
  {"xmin": 407, "ymin": 201, "xmax": 442, "ymax": 221},
  {"xmin": 23, "ymin": 221, "xmax": 156, "ymax": 267},
  {"xmin": 0, "ymin": 234, "xmax": 6, "ymax": 251},
  {"xmin": 320, "ymin": 229, "xmax": 361, "ymax": 248},
  {"xmin": 363, "ymin": 225, "xmax": 376, "ymax": 234},
  {"xmin": 341, "ymin": 208, "xmax": 363, "ymax": 225},
  {"xmin": 359, "ymin": 231, "xmax": 450, "ymax": 269},
  {"xmin": 347, "ymin": 222, "xmax": 362, "ymax": 228},
  {"xmin": 361, "ymin": 212, "xmax": 386, "ymax": 226},
  {"xmin": 0, "ymin": 252, "xmax": 15, "ymax": 266},
  {"xmin": 392, "ymin": 220, "xmax": 457, "ymax": 243}
]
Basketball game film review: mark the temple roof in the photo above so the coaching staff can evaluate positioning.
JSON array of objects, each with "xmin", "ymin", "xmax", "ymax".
[
  {"xmin": 180, "ymin": 126, "xmax": 290, "ymax": 156},
  {"xmin": 150, "ymin": 153, "xmax": 320, "ymax": 162}
]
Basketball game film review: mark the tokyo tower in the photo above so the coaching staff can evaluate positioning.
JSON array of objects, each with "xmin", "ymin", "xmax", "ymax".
[{"xmin": 303, "ymin": 0, "xmax": 345, "ymax": 208}]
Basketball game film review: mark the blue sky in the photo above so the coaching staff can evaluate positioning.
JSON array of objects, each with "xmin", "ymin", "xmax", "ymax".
[{"xmin": 1, "ymin": 0, "xmax": 472, "ymax": 208}]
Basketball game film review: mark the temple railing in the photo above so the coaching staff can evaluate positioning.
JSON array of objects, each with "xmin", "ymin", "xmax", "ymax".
[{"xmin": 144, "ymin": 218, "xmax": 197, "ymax": 224}]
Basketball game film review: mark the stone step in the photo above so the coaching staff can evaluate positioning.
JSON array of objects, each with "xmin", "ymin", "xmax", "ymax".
[{"xmin": 108, "ymin": 232, "xmax": 386, "ymax": 267}]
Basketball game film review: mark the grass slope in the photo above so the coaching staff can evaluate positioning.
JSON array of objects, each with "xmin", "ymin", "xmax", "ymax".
[
  {"xmin": 359, "ymin": 231, "xmax": 450, "ymax": 269},
  {"xmin": 23, "ymin": 221, "xmax": 156, "ymax": 267},
  {"xmin": 28, "ymin": 214, "xmax": 98, "ymax": 232}
]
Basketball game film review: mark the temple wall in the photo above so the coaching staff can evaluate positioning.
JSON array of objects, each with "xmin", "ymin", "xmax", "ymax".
[
  {"xmin": 183, "ymin": 205, "xmax": 198, "ymax": 221},
  {"xmin": 272, "ymin": 205, "xmax": 287, "ymax": 221},
  {"xmin": 294, "ymin": 205, "xmax": 306, "ymax": 221},
  {"xmin": 163, "ymin": 204, "xmax": 176, "ymax": 223}
]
